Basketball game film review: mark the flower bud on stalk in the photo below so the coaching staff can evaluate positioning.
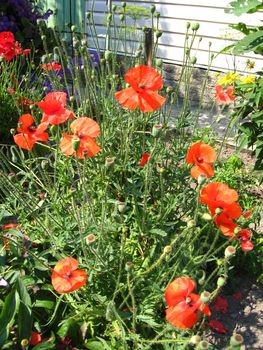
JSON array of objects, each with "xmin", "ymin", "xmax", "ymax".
[
  {"xmin": 112, "ymin": 4, "xmax": 117, "ymax": 12},
  {"xmin": 192, "ymin": 22, "xmax": 200, "ymax": 31},
  {"xmin": 71, "ymin": 25, "xmax": 77, "ymax": 32},
  {"xmin": 156, "ymin": 12, "xmax": 161, "ymax": 19},
  {"xmin": 21, "ymin": 339, "xmax": 29, "ymax": 349},
  {"xmin": 120, "ymin": 14, "xmax": 125, "ymax": 22},
  {"xmin": 107, "ymin": 13, "xmax": 112, "ymax": 23},
  {"xmin": 197, "ymin": 174, "xmax": 207, "ymax": 185},
  {"xmin": 156, "ymin": 59, "xmax": 163, "ymax": 68},
  {"xmin": 191, "ymin": 56, "xmax": 197, "ymax": 65},
  {"xmin": 150, "ymin": 5, "xmax": 156, "ymax": 14},
  {"xmin": 86, "ymin": 12, "xmax": 91, "ymax": 20},
  {"xmin": 72, "ymin": 137, "xmax": 80, "ymax": 152},
  {"xmin": 186, "ymin": 22, "xmax": 191, "ymax": 29},
  {"xmin": 217, "ymin": 276, "xmax": 226, "ymax": 287},
  {"xmin": 225, "ymin": 246, "xmax": 236, "ymax": 259},
  {"xmin": 166, "ymin": 86, "xmax": 173, "ymax": 94},
  {"xmin": 105, "ymin": 50, "xmax": 112, "ymax": 61},
  {"xmin": 122, "ymin": 2, "xmax": 126, "ymax": 8},
  {"xmin": 41, "ymin": 159, "xmax": 49, "ymax": 170},
  {"xmin": 156, "ymin": 30, "xmax": 162, "ymax": 38}
]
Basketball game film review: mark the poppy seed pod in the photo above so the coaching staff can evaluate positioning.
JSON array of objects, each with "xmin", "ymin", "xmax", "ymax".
[
  {"xmin": 200, "ymin": 291, "xmax": 211, "ymax": 303},
  {"xmin": 191, "ymin": 56, "xmax": 197, "ymax": 65},
  {"xmin": 117, "ymin": 200, "xmax": 127, "ymax": 213},
  {"xmin": 230, "ymin": 334, "xmax": 244, "ymax": 347},
  {"xmin": 105, "ymin": 157, "xmax": 115, "ymax": 169},
  {"xmin": 189, "ymin": 335, "xmax": 201, "ymax": 345},
  {"xmin": 217, "ymin": 276, "xmax": 226, "ymax": 287},
  {"xmin": 86, "ymin": 234, "xmax": 96, "ymax": 245},
  {"xmin": 72, "ymin": 137, "xmax": 80, "ymax": 152},
  {"xmin": 224, "ymin": 246, "xmax": 236, "ymax": 258},
  {"xmin": 152, "ymin": 124, "xmax": 163, "ymax": 137},
  {"xmin": 163, "ymin": 245, "xmax": 172, "ymax": 254},
  {"xmin": 192, "ymin": 22, "xmax": 200, "ymax": 31},
  {"xmin": 196, "ymin": 340, "xmax": 209, "ymax": 349},
  {"xmin": 202, "ymin": 213, "xmax": 212, "ymax": 221}
]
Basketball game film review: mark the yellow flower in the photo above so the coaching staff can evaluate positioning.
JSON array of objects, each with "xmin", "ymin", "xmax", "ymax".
[
  {"xmin": 241, "ymin": 74, "xmax": 255, "ymax": 84},
  {"xmin": 246, "ymin": 59, "xmax": 255, "ymax": 70},
  {"xmin": 217, "ymin": 72, "xmax": 240, "ymax": 86}
]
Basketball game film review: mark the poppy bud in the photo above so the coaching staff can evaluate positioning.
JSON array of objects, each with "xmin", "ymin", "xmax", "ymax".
[
  {"xmin": 224, "ymin": 246, "xmax": 236, "ymax": 259},
  {"xmin": 122, "ymin": 2, "xmax": 126, "ymax": 8},
  {"xmin": 86, "ymin": 12, "xmax": 91, "ymax": 19},
  {"xmin": 192, "ymin": 22, "xmax": 200, "ymax": 31},
  {"xmin": 117, "ymin": 200, "xmax": 126, "ymax": 213},
  {"xmin": 156, "ymin": 12, "xmax": 161, "ymax": 19},
  {"xmin": 230, "ymin": 334, "xmax": 244, "ymax": 347},
  {"xmin": 166, "ymin": 86, "xmax": 173, "ymax": 94},
  {"xmin": 191, "ymin": 56, "xmax": 197, "ymax": 65},
  {"xmin": 81, "ymin": 39, "xmax": 87, "ymax": 47},
  {"xmin": 150, "ymin": 4, "xmax": 156, "ymax": 13},
  {"xmin": 10, "ymin": 128, "xmax": 16, "ymax": 135},
  {"xmin": 163, "ymin": 245, "xmax": 172, "ymax": 254},
  {"xmin": 156, "ymin": 59, "xmax": 163, "ymax": 67},
  {"xmin": 125, "ymin": 261, "xmax": 134, "ymax": 272},
  {"xmin": 186, "ymin": 22, "xmax": 191, "ymax": 29},
  {"xmin": 86, "ymin": 234, "xmax": 96, "ymax": 245},
  {"xmin": 107, "ymin": 14, "xmax": 112, "ymax": 23},
  {"xmin": 156, "ymin": 30, "xmax": 162, "ymax": 38},
  {"xmin": 105, "ymin": 50, "xmax": 112, "ymax": 61},
  {"xmin": 142, "ymin": 26, "xmax": 147, "ymax": 32},
  {"xmin": 80, "ymin": 322, "xmax": 87, "ymax": 339},
  {"xmin": 70, "ymin": 96, "xmax": 75, "ymax": 103},
  {"xmin": 41, "ymin": 159, "xmax": 48, "ymax": 170},
  {"xmin": 189, "ymin": 335, "xmax": 201, "ymax": 345},
  {"xmin": 202, "ymin": 213, "xmax": 212, "ymax": 221},
  {"xmin": 105, "ymin": 157, "xmax": 115, "ymax": 170},
  {"xmin": 152, "ymin": 124, "xmax": 162, "ymax": 137},
  {"xmin": 215, "ymin": 207, "xmax": 222, "ymax": 215},
  {"xmin": 71, "ymin": 25, "xmax": 77, "ymax": 32},
  {"xmin": 200, "ymin": 291, "xmax": 211, "ymax": 303},
  {"xmin": 217, "ymin": 276, "xmax": 226, "ymax": 287},
  {"xmin": 72, "ymin": 137, "xmax": 80, "ymax": 151},
  {"xmin": 197, "ymin": 174, "xmax": 207, "ymax": 185},
  {"xmin": 120, "ymin": 14, "xmax": 125, "ymax": 22},
  {"xmin": 112, "ymin": 5, "xmax": 117, "ymax": 12},
  {"xmin": 196, "ymin": 340, "xmax": 209, "ymax": 349},
  {"xmin": 41, "ymin": 35, "xmax": 46, "ymax": 41}
]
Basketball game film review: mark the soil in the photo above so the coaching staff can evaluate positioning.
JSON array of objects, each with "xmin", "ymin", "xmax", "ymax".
[
  {"xmin": 206, "ymin": 275, "xmax": 263, "ymax": 350},
  {"xmin": 206, "ymin": 145, "xmax": 263, "ymax": 349}
]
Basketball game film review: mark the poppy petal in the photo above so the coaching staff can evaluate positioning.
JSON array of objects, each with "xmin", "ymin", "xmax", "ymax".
[
  {"xmin": 139, "ymin": 90, "xmax": 166, "ymax": 112},
  {"xmin": 165, "ymin": 277, "xmax": 196, "ymax": 306},
  {"xmin": 166, "ymin": 304, "xmax": 199, "ymax": 329},
  {"xmin": 240, "ymin": 240, "xmax": 254, "ymax": 252},
  {"xmin": 77, "ymin": 136, "xmax": 101, "ymax": 159},
  {"xmin": 60, "ymin": 134, "xmax": 75, "ymax": 156},
  {"xmin": 125, "ymin": 65, "xmax": 163, "ymax": 91},
  {"xmin": 17, "ymin": 114, "xmax": 34, "ymax": 129},
  {"xmin": 115, "ymin": 87, "xmax": 139, "ymax": 110},
  {"xmin": 14, "ymin": 133, "xmax": 35, "ymax": 150},
  {"xmin": 70, "ymin": 117, "xmax": 100, "ymax": 137}
]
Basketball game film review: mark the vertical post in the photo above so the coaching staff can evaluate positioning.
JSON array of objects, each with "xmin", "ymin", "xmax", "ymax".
[
  {"xmin": 106, "ymin": 0, "xmax": 112, "ymax": 51},
  {"xmin": 144, "ymin": 28, "xmax": 153, "ymax": 66}
]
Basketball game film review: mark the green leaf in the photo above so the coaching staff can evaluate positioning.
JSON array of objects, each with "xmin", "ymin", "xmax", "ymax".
[
  {"xmin": 150, "ymin": 228, "xmax": 167, "ymax": 237},
  {"xmin": 85, "ymin": 340, "xmax": 110, "ymax": 350},
  {"xmin": 32, "ymin": 340, "xmax": 55, "ymax": 350},
  {"xmin": 16, "ymin": 278, "xmax": 32, "ymax": 341},
  {"xmin": 34, "ymin": 299, "xmax": 55, "ymax": 310},
  {"xmin": 233, "ymin": 30, "xmax": 263, "ymax": 54},
  {"xmin": 225, "ymin": 0, "xmax": 263, "ymax": 16},
  {"xmin": 0, "ymin": 290, "xmax": 20, "ymax": 347},
  {"xmin": 57, "ymin": 319, "xmax": 80, "ymax": 344},
  {"xmin": 137, "ymin": 315, "xmax": 160, "ymax": 327}
]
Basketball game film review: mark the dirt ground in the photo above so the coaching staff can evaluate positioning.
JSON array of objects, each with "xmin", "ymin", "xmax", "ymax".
[{"xmin": 206, "ymin": 275, "xmax": 263, "ymax": 349}]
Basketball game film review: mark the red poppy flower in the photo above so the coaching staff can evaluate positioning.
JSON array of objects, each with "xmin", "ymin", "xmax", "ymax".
[
  {"xmin": 209, "ymin": 319, "xmax": 227, "ymax": 334},
  {"xmin": 186, "ymin": 142, "xmax": 216, "ymax": 179},
  {"xmin": 215, "ymin": 85, "xmax": 235, "ymax": 104},
  {"xmin": 23, "ymin": 49, "xmax": 30, "ymax": 55},
  {"xmin": 238, "ymin": 229, "xmax": 254, "ymax": 252},
  {"xmin": 36, "ymin": 92, "xmax": 74, "ymax": 125},
  {"xmin": 51, "ymin": 257, "xmax": 87, "ymax": 293},
  {"xmin": 199, "ymin": 182, "xmax": 242, "ymax": 225},
  {"xmin": 13, "ymin": 114, "xmax": 49, "ymax": 151},
  {"xmin": 0, "ymin": 31, "xmax": 22, "ymax": 61},
  {"xmin": 30, "ymin": 331, "xmax": 42, "ymax": 346},
  {"xmin": 213, "ymin": 296, "xmax": 228, "ymax": 314},
  {"xmin": 60, "ymin": 117, "xmax": 100, "ymax": 159},
  {"xmin": 115, "ymin": 65, "xmax": 166, "ymax": 112},
  {"xmin": 139, "ymin": 153, "xmax": 151, "ymax": 167},
  {"xmin": 165, "ymin": 277, "xmax": 211, "ymax": 329},
  {"xmin": 41, "ymin": 61, "xmax": 62, "ymax": 71},
  {"xmin": 1, "ymin": 223, "xmax": 19, "ymax": 230}
]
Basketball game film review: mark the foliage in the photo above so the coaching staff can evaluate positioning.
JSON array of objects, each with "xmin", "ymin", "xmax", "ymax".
[{"xmin": 0, "ymin": 1, "xmax": 261, "ymax": 348}]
